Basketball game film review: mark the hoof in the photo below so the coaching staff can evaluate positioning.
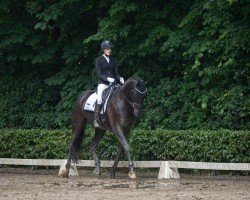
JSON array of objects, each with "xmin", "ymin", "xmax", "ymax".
[
  {"xmin": 58, "ymin": 169, "xmax": 69, "ymax": 178},
  {"xmin": 128, "ymin": 171, "xmax": 137, "ymax": 179},
  {"xmin": 93, "ymin": 167, "xmax": 101, "ymax": 175}
]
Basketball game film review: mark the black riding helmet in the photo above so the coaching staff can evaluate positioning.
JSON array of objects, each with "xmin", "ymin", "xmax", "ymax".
[{"xmin": 101, "ymin": 40, "xmax": 114, "ymax": 49}]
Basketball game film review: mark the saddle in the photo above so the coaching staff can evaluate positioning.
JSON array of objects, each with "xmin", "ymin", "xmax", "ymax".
[{"xmin": 83, "ymin": 84, "xmax": 119, "ymax": 114}]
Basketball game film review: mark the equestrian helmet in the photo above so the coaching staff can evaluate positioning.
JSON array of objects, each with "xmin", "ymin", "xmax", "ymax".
[{"xmin": 101, "ymin": 40, "xmax": 114, "ymax": 49}]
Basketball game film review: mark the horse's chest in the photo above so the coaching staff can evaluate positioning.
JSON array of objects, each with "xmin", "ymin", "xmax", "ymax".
[{"xmin": 118, "ymin": 113, "xmax": 134, "ymax": 128}]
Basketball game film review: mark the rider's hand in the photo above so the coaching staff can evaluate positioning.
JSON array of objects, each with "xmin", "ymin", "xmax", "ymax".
[
  {"xmin": 120, "ymin": 77, "xmax": 124, "ymax": 84},
  {"xmin": 107, "ymin": 77, "xmax": 115, "ymax": 83}
]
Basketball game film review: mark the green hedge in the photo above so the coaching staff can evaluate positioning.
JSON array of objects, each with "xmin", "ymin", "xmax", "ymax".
[{"xmin": 0, "ymin": 129, "xmax": 249, "ymax": 163}]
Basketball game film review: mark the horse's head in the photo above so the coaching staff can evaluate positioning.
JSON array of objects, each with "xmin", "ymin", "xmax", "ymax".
[{"xmin": 130, "ymin": 78, "xmax": 147, "ymax": 116}]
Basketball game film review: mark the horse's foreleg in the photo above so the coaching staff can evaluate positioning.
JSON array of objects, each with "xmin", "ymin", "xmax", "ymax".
[
  {"xmin": 115, "ymin": 128, "xmax": 136, "ymax": 179},
  {"xmin": 110, "ymin": 143, "xmax": 124, "ymax": 179},
  {"xmin": 90, "ymin": 128, "xmax": 105, "ymax": 175}
]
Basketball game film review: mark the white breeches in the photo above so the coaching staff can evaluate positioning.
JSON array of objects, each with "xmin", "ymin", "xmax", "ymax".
[{"xmin": 97, "ymin": 83, "xmax": 109, "ymax": 104}]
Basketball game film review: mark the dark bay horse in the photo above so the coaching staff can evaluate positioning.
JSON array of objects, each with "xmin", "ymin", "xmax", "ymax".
[{"xmin": 58, "ymin": 76, "xmax": 147, "ymax": 179}]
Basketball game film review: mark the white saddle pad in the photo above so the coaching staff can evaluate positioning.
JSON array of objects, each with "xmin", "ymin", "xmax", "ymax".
[{"xmin": 83, "ymin": 91, "xmax": 112, "ymax": 114}]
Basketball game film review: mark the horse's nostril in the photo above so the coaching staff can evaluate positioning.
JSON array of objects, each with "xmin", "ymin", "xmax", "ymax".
[{"xmin": 134, "ymin": 112, "xmax": 139, "ymax": 116}]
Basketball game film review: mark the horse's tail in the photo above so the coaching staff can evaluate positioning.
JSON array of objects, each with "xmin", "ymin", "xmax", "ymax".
[{"xmin": 69, "ymin": 90, "xmax": 93, "ymax": 163}]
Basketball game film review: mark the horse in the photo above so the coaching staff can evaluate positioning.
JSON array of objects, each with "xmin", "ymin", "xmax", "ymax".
[{"xmin": 58, "ymin": 76, "xmax": 147, "ymax": 179}]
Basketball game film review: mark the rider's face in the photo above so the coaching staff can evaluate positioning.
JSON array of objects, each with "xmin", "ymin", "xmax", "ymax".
[{"xmin": 104, "ymin": 48, "xmax": 112, "ymax": 56}]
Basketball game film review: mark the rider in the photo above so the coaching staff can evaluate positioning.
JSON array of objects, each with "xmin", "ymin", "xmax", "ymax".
[{"xmin": 93, "ymin": 40, "xmax": 124, "ymax": 128}]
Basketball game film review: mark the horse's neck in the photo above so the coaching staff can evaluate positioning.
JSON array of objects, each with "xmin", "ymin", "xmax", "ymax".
[
  {"xmin": 116, "ymin": 81, "xmax": 135, "ymax": 122},
  {"xmin": 121, "ymin": 79, "xmax": 136, "ymax": 93},
  {"xmin": 119, "ymin": 81, "xmax": 133, "ymax": 100}
]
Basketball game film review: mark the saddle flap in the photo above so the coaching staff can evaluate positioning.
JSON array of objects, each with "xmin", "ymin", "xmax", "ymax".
[
  {"xmin": 100, "ymin": 86, "xmax": 114, "ymax": 114},
  {"xmin": 83, "ymin": 92, "xmax": 97, "ymax": 111},
  {"xmin": 83, "ymin": 85, "xmax": 116, "ymax": 114}
]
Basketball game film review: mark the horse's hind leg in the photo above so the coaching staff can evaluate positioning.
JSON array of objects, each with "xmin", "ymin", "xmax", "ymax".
[
  {"xmin": 59, "ymin": 118, "xmax": 86, "ymax": 178},
  {"xmin": 90, "ymin": 128, "xmax": 105, "ymax": 175}
]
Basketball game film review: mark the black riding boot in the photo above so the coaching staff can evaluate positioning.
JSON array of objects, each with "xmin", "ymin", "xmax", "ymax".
[{"xmin": 93, "ymin": 103, "xmax": 101, "ymax": 128}]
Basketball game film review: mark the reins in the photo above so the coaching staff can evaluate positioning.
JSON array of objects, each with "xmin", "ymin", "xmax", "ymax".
[{"xmin": 121, "ymin": 92, "xmax": 134, "ymax": 106}]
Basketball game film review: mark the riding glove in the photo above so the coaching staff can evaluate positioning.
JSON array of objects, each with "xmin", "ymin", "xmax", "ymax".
[
  {"xmin": 107, "ymin": 77, "xmax": 115, "ymax": 83},
  {"xmin": 120, "ymin": 77, "xmax": 124, "ymax": 84}
]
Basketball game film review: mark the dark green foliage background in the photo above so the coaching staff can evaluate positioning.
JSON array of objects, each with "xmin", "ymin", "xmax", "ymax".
[
  {"xmin": 0, "ymin": 0, "xmax": 249, "ymax": 130},
  {"xmin": 0, "ymin": 129, "xmax": 249, "ymax": 163}
]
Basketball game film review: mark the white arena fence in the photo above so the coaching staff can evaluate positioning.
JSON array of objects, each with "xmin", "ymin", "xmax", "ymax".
[{"xmin": 0, "ymin": 158, "xmax": 249, "ymax": 179}]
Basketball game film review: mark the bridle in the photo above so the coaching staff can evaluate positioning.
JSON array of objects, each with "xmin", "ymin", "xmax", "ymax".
[
  {"xmin": 134, "ymin": 87, "xmax": 147, "ymax": 95},
  {"xmin": 121, "ymin": 85, "xmax": 147, "ymax": 108}
]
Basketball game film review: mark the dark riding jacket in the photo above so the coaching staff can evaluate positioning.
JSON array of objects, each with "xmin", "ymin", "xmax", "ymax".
[{"xmin": 95, "ymin": 55, "xmax": 121, "ymax": 85}]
